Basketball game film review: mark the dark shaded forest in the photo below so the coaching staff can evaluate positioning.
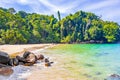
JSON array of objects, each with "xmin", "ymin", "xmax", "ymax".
[{"xmin": 0, "ymin": 7, "xmax": 120, "ymax": 44}]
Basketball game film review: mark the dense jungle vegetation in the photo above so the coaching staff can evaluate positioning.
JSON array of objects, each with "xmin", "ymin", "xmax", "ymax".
[{"xmin": 0, "ymin": 7, "xmax": 120, "ymax": 44}]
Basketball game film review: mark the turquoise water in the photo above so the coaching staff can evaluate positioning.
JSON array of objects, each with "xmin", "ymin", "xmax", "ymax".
[{"xmin": 45, "ymin": 44, "xmax": 120, "ymax": 80}]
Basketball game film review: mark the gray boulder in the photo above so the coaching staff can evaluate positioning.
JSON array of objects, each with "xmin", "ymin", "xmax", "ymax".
[{"xmin": 0, "ymin": 51, "xmax": 10, "ymax": 64}]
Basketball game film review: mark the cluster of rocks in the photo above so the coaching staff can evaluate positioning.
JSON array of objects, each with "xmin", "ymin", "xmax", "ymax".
[
  {"xmin": 105, "ymin": 74, "xmax": 120, "ymax": 80},
  {"xmin": 0, "ymin": 51, "xmax": 53, "ymax": 76}
]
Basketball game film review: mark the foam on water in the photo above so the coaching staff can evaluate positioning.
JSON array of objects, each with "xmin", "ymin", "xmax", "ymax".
[{"xmin": 0, "ymin": 65, "xmax": 31, "ymax": 80}]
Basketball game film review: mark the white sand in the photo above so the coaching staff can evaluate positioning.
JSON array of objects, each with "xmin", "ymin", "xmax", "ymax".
[{"xmin": 0, "ymin": 44, "xmax": 53, "ymax": 55}]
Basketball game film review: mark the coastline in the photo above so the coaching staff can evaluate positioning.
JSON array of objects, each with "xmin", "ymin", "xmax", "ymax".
[
  {"xmin": 0, "ymin": 44, "xmax": 57, "ymax": 80},
  {"xmin": 0, "ymin": 44, "xmax": 56, "ymax": 57},
  {"xmin": 0, "ymin": 44, "xmax": 118, "ymax": 80}
]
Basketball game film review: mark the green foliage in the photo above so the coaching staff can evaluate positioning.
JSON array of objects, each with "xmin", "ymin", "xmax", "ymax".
[
  {"xmin": 61, "ymin": 35, "xmax": 71, "ymax": 43},
  {"xmin": 0, "ymin": 7, "xmax": 120, "ymax": 44},
  {"xmin": 0, "ymin": 38, "xmax": 5, "ymax": 44},
  {"xmin": 103, "ymin": 22, "xmax": 120, "ymax": 42},
  {"xmin": 16, "ymin": 11, "xmax": 27, "ymax": 18}
]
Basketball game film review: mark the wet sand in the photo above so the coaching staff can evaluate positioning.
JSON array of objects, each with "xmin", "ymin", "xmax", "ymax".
[{"xmin": 27, "ymin": 53, "xmax": 87, "ymax": 80}]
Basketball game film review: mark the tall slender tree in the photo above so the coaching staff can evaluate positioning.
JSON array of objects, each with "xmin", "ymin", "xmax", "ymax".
[
  {"xmin": 8, "ymin": 8, "xmax": 16, "ymax": 14},
  {"xmin": 57, "ymin": 11, "xmax": 61, "ymax": 21}
]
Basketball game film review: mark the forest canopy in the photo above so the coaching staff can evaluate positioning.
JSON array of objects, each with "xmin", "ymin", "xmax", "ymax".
[{"xmin": 0, "ymin": 7, "xmax": 120, "ymax": 44}]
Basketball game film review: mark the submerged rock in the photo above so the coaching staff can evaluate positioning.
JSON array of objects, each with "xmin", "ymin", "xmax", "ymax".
[
  {"xmin": 45, "ymin": 62, "xmax": 54, "ymax": 67},
  {"xmin": 84, "ymin": 63, "xmax": 94, "ymax": 67},
  {"xmin": 44, "ymin": 58, "xmax": 54, "ymax": 67},
  {"xmin": 8, "ymin": 65, "xmax": 31, "ymax": 80},
  {"xmin": 95, "ymin": 72, "xmax": 102, "ymax": 75},
  {"xmin": 83, "ymin": 73, "xmax": 92, "ymax": 78},
  {"xmin": 0, "ymin": 67, "xmax": 13, "ymax": 76},
  {"xmin": 95, "ymin": 52, "xmax": 109, "ymax": 57},
  {"xmin": 0, "ymin": 51, "xmax": 10, "ymax": 64},
  {"xmin": 45, "ymin": 62, "xmax": 51, "ymax": 67},
  {"xmin": 24, "ymin": 62, "xmax": 35, "ymax": 66},
  {"xmin": 106, "ymin": 74, "xmax": 120, "ymax": 80}
]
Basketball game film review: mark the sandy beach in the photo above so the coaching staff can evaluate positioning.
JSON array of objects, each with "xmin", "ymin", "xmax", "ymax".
[
  {"xmin": 0, "ymin": 44, "xmax": 67, "ymax": 80},
  {"xmin": 0, "ymin": 44, "xmax": 54, "ymax": 57},
  {"xmin": 0, "ymin": 44, "xmax": 87, "ymax": 80}
]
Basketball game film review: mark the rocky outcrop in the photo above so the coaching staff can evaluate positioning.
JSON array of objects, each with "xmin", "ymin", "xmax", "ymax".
[
  {"xmin": 23, "ymin": 51, "xmax": 37, "ymax": 64},
  {"xmin": 0, "ymin": 52, "xmax": 13, "ymax": 76},
  {"xmin": 0, "ymin": 50, "xmax": 53, "ymax": 76}
]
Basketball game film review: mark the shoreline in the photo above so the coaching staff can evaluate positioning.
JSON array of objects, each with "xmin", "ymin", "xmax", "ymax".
[
  {"xmin": 0, "ymin": 44, "xmax": 57, "ymax": 80},
  {"xmin": 0, "ymin": 44, "xmax": 56, "ymax": 57}
]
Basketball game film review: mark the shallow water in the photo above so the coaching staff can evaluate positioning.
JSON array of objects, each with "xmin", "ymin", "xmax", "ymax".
[
  {"xmin": 1, "ymin": 44, "xmax": 120, "ymax": 80},
  {"xmin": 44, "ymin": 44, "xmax": 120, "ymax": 80}
]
